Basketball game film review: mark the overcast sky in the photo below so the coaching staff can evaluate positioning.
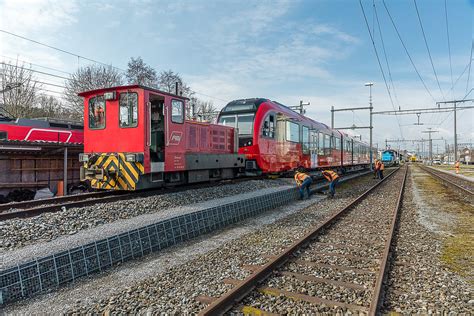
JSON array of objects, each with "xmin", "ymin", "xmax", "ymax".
[{"xmin": 0, "ymin": 0, "xmax": 472, "ymax": 152}]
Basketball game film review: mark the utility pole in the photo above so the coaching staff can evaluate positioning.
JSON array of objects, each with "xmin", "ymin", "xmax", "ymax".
[
  {"xmin": 422, "ymin": 128, "xmax": 439, "ymax": 165},
  {"xmin": 436, "ymin": 99, "xmax": 474, "ymax": 161},
  {"xmin": 290, "ymin": 101, "xmax": 310, "ymax": 115},
  {"xmin": 365, "ymin": 82, "xmax": 374, "ymax": 170}
]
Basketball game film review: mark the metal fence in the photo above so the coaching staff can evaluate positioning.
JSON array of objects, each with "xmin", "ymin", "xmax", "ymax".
[{"xmin": 0, "ymin": 187, "xmax": 298, "ymax": 305}]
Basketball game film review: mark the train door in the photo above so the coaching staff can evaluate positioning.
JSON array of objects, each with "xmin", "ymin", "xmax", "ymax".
[
  {"xmin": 149, "ymin": 94, "xmax": 165, "ymax": 171},
  {"xmin": 310, "ymin": 130, "xmax": 318, "ymax": 169}
]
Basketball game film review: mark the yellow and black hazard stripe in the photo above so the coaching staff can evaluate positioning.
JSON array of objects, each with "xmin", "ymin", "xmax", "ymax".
[{"xmin": 85, "ymin": 153, "xmax": 144, "ymax": 190}]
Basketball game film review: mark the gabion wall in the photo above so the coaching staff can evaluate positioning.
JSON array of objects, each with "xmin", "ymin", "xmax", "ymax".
[{"xmin": 0, "ymin": 187, "xmax": 298, "ymax": 305}]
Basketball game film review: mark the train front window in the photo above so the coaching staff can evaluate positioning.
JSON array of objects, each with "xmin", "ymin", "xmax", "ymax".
[
  {"xmin": 218, "ymin": 114, "xmax": 254, "ymax": 135},
  {"xmin": 119, "ymin": 92, "xmax": 138, "ymax": 128},
  {"xmin": 218, "ymin": 115, "xmax": 236, "ymax": 127},
  {"xmin": 237, "ymin": 114, "xmax": 254, "ymax": 135},
  {"xmin": 89, "ymin": 96, "xmax": 106, "ymax": 129}
]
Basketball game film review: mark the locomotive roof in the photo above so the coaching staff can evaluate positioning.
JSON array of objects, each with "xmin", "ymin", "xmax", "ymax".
[{"xmin": 78, "ymin": 84, "xmax": 189, "ymax": 100}]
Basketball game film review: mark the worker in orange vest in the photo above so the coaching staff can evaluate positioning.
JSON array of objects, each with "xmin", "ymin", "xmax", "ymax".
[
  {"xmin": 294, "ymin": 168, "xmax": 313, "ymax": 200},
  {"xmin": 373, "ymin": 159, "xmax": 380, "ymax": 179},
  {"xmin": 455, "ymin": 160, "xmax": 460, "ymax": 174},
  {"xmin": 322, "ymin": 169, "xmax": 340, "ymax": 198},
  {"xmin": 378, "ymin": 161, "xmax": 385, "ymax": 179}
]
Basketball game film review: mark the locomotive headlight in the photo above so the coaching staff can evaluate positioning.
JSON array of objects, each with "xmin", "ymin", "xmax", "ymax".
[
  {"xmin": 125, "ymin": 154, "xmax": 136, "ymax": 162},
  {"xmin": 79, "ymin": 153, "xmax": 89, "ymax": 162}
]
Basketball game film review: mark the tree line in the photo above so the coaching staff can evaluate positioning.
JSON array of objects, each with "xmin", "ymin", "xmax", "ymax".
[{"xmin": 0, "ymin": 57, "xmax": 217, "ymax": 122}]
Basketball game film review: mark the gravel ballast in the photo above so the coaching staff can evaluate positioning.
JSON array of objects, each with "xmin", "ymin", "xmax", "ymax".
[
  {"xmin": 382, "ymin": 165, "xmax": 472, "ymax": 314},
  {"xmin": 0, "ymin": 179, "xmax": 291, "ymax": 252},
  {"xmin": 3, "ymin": 173, "xmax": 379, "ymax": 314}
]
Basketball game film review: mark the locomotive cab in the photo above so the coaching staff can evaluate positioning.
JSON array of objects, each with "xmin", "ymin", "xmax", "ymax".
[{"xmin": 79, "ymin": 85, "xmax": 244, "ymax": 190}]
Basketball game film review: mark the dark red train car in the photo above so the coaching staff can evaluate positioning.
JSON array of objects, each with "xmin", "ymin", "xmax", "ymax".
[
  {"xmin": 217, "ymin": 98, "xmax": 374, "ymax": 174},
  {"xmin": 0, "ymin": 117, "xmax": 83, "ymax": 143},
  {"xmin": 79, "ymin": 85, "xmax": 244, "ymax": 190}
]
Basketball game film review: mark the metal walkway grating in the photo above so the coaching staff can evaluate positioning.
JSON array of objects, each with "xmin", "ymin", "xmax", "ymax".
[{"xmin": 0, "ymin": 187, "xmax": 298, "ymax": 305}]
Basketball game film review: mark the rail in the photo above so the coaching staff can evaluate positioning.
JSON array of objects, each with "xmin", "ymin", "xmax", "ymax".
[
  {"xmin": 198, "ymin": 166, "xmax": 406, "ymax": 315},
  {"xmin": 418, "ymin": 165, "xmax": 473, "ymax": 196}
]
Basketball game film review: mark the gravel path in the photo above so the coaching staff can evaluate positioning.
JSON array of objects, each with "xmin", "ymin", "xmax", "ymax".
[
  {"xmin": 0, "ymin": 179, "xmax": 290, "ymax": 251},
  {"xmin": 382, "ymin": 165, "xmax": 473, "ymax": 314},
  {"xmin": 3, "ymin": 172, "xmax": 379, "ymax": 314}
]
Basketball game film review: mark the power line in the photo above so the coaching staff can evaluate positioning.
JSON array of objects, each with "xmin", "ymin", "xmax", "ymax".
[
  {"xmin": 382, "ymin": 0, "xmax": 436, "ymax": 103},
  {"xmin": 0, "ymin": 62, "xmax": 70, "ymax": 80},
  {"xmin": 413, "ymin": 0, "xmax": 445, "ymax": 101},
  {"xmin": 359, "ymin": 0, "xmax": 404, "ymax": 138},
  {"xmin": 444, "ymin": 0, "xmax": 454, "ymax": 99},
  {"xmin": 0, "ymin": 29, "xmax": 126, "ymax": 73},
  {"xmin": 374, "ymin": 2, "xmax": 402, "ymax": 110},
  {"xmin": 466, "ymin": 40, "xmax": 473, "ymax": 97},
  {"xmin": 0, "ymin": 54, "xmax": 72, "ymax": 75}
]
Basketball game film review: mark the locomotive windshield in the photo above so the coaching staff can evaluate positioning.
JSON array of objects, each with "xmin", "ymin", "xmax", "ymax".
[{"xmin": 218, "ymin": 113, "xmax": 254, "ymax": 135}]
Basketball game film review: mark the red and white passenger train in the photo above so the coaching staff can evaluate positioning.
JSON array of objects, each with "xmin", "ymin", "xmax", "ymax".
[{"xmin": 79, "ymin": 85, "xmax": 374, "ymax": 190}]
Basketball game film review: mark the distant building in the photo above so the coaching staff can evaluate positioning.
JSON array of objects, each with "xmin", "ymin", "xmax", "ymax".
[{"xmin": 460, "ymin": 147, "xmax": 473, "ymax": 164}]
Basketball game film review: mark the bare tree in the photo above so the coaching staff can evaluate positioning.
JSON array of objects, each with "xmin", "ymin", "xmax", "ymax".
[
  {"xmin": 157, "ymin": 69, "xmax": 193, "ymax": 97},
  {"xmin": 126, "ymin": 57, "xmax": 158, "ymax": 87},
  {"xmin": 0, "ymin": 61, "xmax": 39, "ymax": 118},
  {"xmin": 65, "ymin": 64, "xmax": 124, "ymax": 117}
]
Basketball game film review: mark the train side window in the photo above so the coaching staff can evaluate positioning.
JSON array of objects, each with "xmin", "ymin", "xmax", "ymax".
[
  {"xmin": 324, "ymin": 134, "xmax": 330, "ymax": 149},
  {"xmin": 119, "ymin": 92, "xmax": 138, "ymax": 128},
  {"xmin": 0, "ymin": 131, "xmax": 7, "ymax": 140},
  {"xmin": 302, "ymin": 126, "xmax": 309, "ymax": 153},
  {"xmin": 171, "ymin": 99, "xmax": 184, "ymax": 124},
  {"xmin": 89, "ymin": 96, "xmax": 106, "ymax": 129},
  {"xmin": 335, "ymin": 137, "xmax": 340, "ymax": 150},
  {"xmin": 262, "ymin": 114, "xmax": 275, "ymax": 138},
  {"xmin": 286, "ymin": 121, "xmax": 300, "ymax": 142}
]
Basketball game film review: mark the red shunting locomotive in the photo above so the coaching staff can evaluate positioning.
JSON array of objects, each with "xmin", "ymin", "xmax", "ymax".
[{"xmin": 79, "ymin": 85, "xmax": 244, "ymax": 190}]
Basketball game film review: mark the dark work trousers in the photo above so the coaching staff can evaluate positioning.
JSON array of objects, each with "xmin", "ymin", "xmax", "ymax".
[
  {"xmin": 299, "ymin": 177, "xmax": 313, "ymax": 199},
  {"xmin": 378, "ymin": 170, "xmax": 384, "ymax": 179},
  {"xmin": 329, "ymin": 178, "xmax": 339, "ymax": 197}
]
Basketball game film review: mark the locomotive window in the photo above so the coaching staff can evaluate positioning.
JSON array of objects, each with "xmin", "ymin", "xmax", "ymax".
[
  {"xmin": 262, "ymin": 114, "xmax": 275, "ymax": 138},
  {"xmin": 335, "ymin": 137, "xmax": 340, "ymax": 149},
  {"xmin": 89, "ymin": 96, "xmax": 106, "ymax": 129},
  {"xmin": 302, "ymin": 126, "xmax": 309, "ymax": 153},
  {"xmin": 171, "ymin": 99, "xmax": 184, "ymax": 123},
  {"xmin": 0, "ymin": 131, "xmax": 7, "ymax": 140},
  {"xmin": 119, "ymin": 93, "xmax": 138, "ymax": 128},
  {"xmin": 318, "ymin": 132, "xmax": 324, "ymax": 149}
]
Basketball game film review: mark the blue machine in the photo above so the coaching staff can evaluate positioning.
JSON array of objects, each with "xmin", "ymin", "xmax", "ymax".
[{"xmin": 381, "ymin": 150, "xmax": 399, "ymax": 166}]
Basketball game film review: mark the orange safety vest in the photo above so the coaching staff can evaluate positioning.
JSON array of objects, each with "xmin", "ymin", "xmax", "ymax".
[
  {"xmin": 375, "ymin": 161, "xmax": 381, "ymax": 170},
  {"xmin": 455, "ymin": 162, "xmax": 460, "ymax": 168},
  {"xmin": 322, "ymin": 170, "xmax": 339, "ymax": 182},
  {"xmin": 380, "ymin": 162, "xmax": 385, "ymax": 171},
  {"xmin": 294, "ymin": 172, "xmax": 310, "ymax": 185}
]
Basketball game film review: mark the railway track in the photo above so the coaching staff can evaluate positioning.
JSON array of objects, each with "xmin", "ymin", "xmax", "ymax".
[
  {"xmin": 197, "ymin": 166, "xmax": 406, "ymax": 315},
  {"xmin": 0, "ymin": 176, "xmax": 267, "ymax": 221},
  {"xmin": 0, "ymin": 169, "xmax": 373, "ymax": 222},
  {"xmin": 418, "ymin": 165, "xmax": 473, "ymax": 196}
]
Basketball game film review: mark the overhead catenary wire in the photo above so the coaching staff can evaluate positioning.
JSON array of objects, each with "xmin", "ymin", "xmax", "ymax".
[
  {"xmin": 444, "ymin": 0, "xmax": 454, "ymax": 99},
  {"xmin": 359, "ymin": 0, "xmax": 404, "ymax": 138},
  {"xmin": 413, "ymin": 0, "xmax": 445, "ymax": 101},
  {"xmin": 466, "ymin": 40, "xmax": 473, "ymax": 97},
  {"xmin": 374, "ymin": 1, "xmax": 402, "ymax": 110},
  {"xmin": 382, "ymin": 0, "xmax": 437, "ymax": 104},
  {"xmin": 0, "ymin": 29, "xmax": 126, "ymax": 73},
  {"xmin": 0, "ymin": 54, "xmax": 72, "ymax": 76}
]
